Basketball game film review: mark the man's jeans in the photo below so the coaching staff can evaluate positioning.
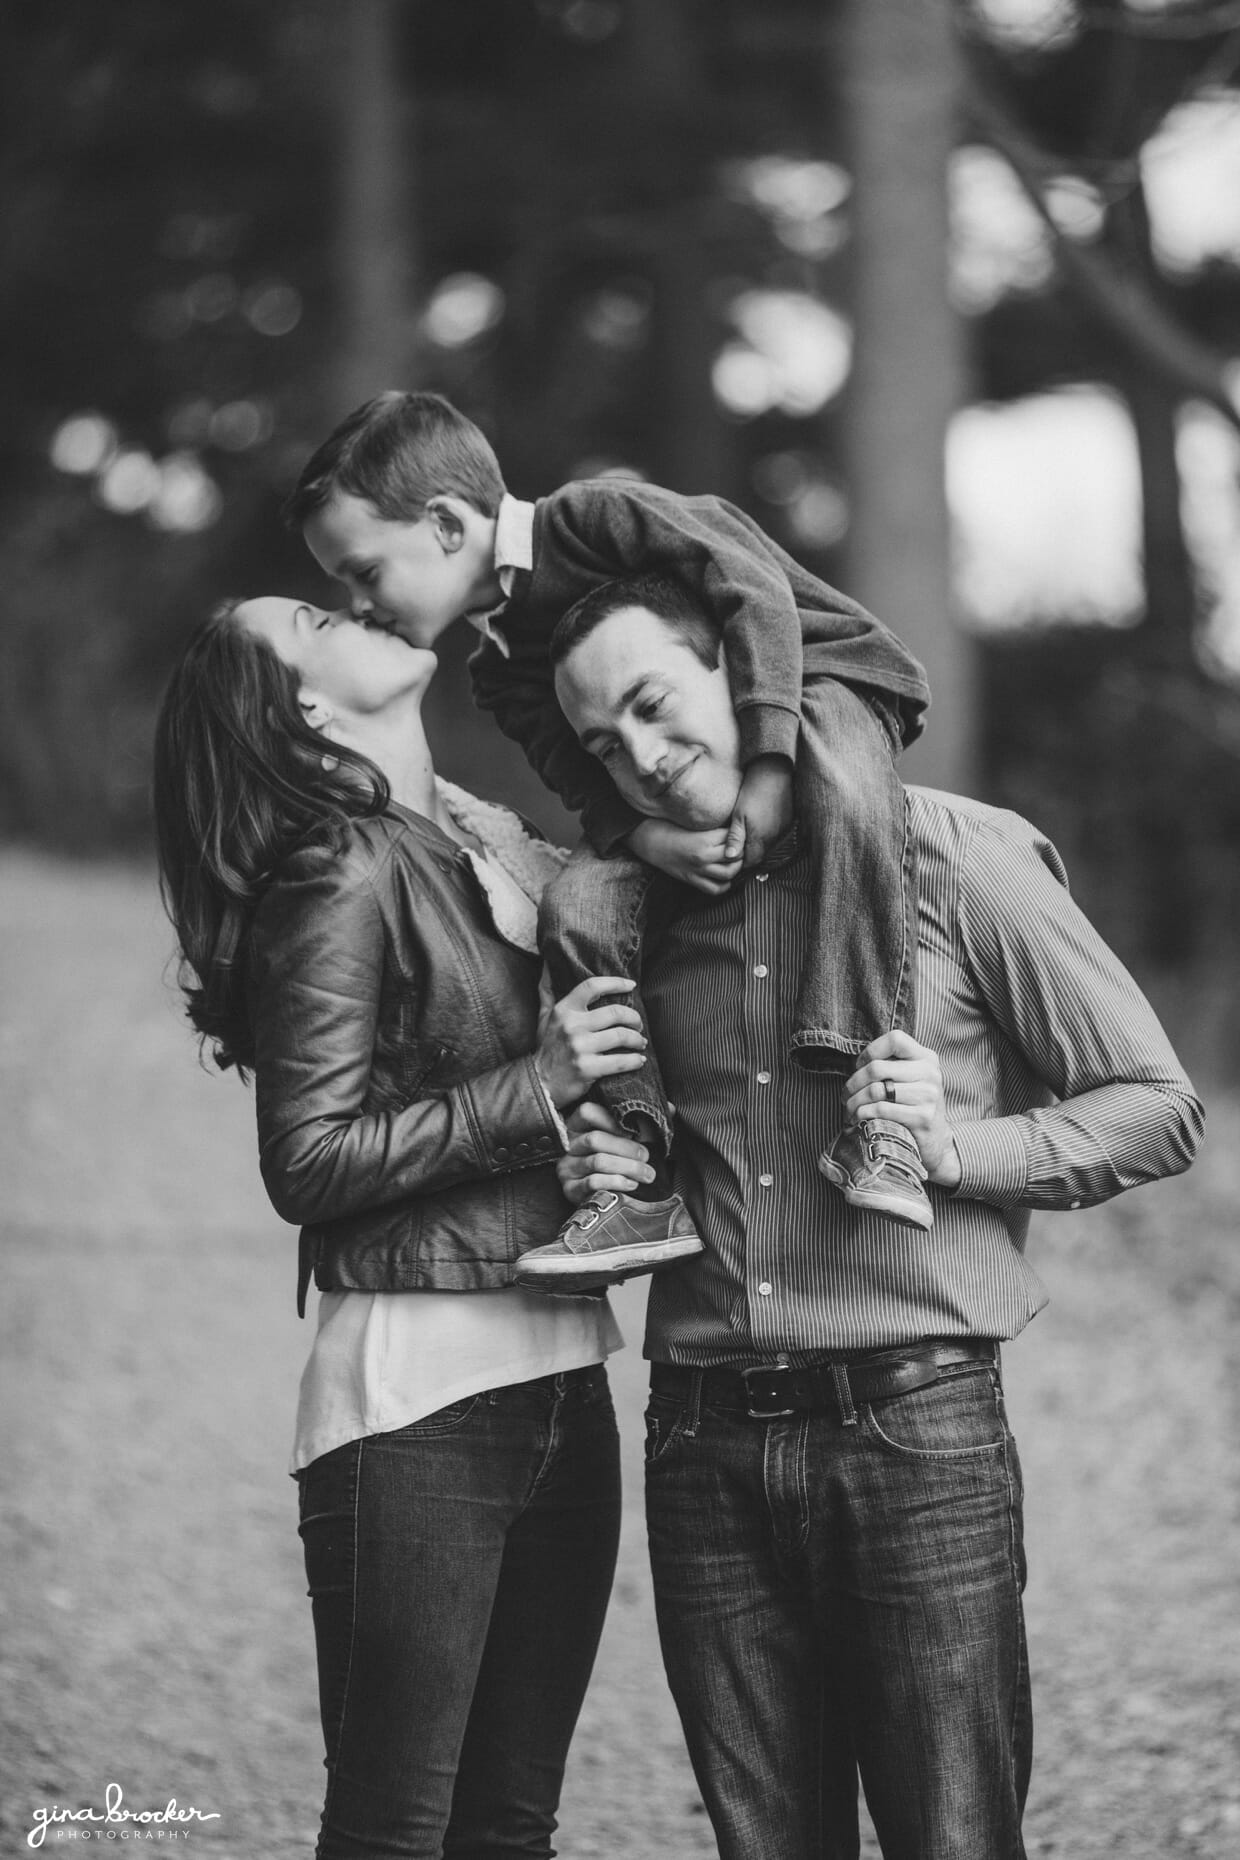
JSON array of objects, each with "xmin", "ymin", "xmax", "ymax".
[
  {"xmin": 644, "ymin": 1357, "xmax": 1031, "ymax": 1860},
  {"xmin": 296, "ymin": 1366, "xmax": 621, "ymax": 1860},
  {"xmin": 538, "ymin": 676, "xmax": 917, "ymax": 1153}
]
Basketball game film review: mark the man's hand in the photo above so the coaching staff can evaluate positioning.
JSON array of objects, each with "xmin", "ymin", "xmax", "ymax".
[
  {"xmin": 626, "ymin": 817, "xmax": 743, "ymax": 896},
  {"xmin": 557, "ymin": 1102, "xmax": 655, "ymax": 1204},
  {"xmin": 724, "ymin": 755, "xmax": 794, "ymax": 868},
  {"xmin": 844, "ymin": 1030, "xmax": 962, "ymax": 1188}
]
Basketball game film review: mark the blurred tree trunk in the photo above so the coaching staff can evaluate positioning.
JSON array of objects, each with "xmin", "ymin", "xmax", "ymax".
[
  {"xmin": 332, "ymin": 0, "xmax": 419, "ymax": 416},
  {"xmin": 839, "ymin": 0, "xmax": 973, "ymax": 793},
  {"xmin": 628, "ymin": 0, "xmax": 728, "ymax": 494}
]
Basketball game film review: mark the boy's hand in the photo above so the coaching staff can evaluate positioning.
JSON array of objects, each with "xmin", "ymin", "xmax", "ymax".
[
  {"xmin": 626, "ymin": 818, "xmax": 742, "ymax": 897},
  {"xmin": 725, "ymin": 755, "xmax": 794, "ymax": 868}
]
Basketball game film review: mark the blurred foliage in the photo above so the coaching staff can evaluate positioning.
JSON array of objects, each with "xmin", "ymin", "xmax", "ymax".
[{"xmin": 1, "ymin": 0, "xmax": 1238, "ymax": 991}]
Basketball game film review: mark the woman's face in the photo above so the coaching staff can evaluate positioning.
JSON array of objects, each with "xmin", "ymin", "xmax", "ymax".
[{"xmin": 235, "ymin": 597, "xmax": 433, "ymax": 725}]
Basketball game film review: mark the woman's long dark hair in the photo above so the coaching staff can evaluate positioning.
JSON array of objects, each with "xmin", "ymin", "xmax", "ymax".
[{"xmin": 153, "ymin": 601, "xmax": 390, "ymax": 1075}]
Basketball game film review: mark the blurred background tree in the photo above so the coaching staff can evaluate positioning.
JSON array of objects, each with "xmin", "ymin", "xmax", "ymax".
[{"xmin": 2, "ymin": 0, "xmax": 1238, "ymax": 1053}]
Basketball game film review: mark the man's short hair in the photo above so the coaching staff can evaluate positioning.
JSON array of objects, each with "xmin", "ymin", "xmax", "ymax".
[
  {"xmin": 549, "ymin": 573, "xmax": 721, "ymax": 673},
  {"xmin": 282, "ymin": 391, "xmax": 505, "ymax": 530}
]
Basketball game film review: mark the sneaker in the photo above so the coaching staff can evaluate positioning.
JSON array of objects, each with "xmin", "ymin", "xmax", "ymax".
[
  {"xmin": 818, "ymin": 1119, "xmax": 933, "ymax": 1232},
  {"xmin": 514, "ymin": 1190, "xmax": 704, "ymax": 1287}
]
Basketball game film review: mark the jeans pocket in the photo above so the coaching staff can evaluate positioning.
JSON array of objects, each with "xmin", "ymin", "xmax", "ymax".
[
  {"xmin": 395, "ymin": 1393, "xmax": 483, "ymax": 1438},
  {"xmin": 644, "ymin": 1396, "xmax": 690, "ymax": 1466},
  {"xmin": 862, "ymin": 1368, "xmax": 1007, "ymax": 1460}
]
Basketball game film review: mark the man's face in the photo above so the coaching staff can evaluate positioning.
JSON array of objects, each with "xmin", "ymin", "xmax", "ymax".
[
  {"xmin": 554, "ymin": 605, "xmax": 742, "ymax": 829},
  {"xmin": 303, "ymin": 490, "xmax": 480, "ymax": 648}
]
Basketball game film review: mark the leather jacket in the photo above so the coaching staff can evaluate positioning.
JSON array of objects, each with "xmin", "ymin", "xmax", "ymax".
[{"xmin": 247, "ymin": 800, "xmax": 569, "ymax": 1315}]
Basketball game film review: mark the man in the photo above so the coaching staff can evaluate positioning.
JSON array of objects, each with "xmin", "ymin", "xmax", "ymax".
[{"xmin": 546, "ymin": 576, "xmax": 1203, "ymax": 1860}]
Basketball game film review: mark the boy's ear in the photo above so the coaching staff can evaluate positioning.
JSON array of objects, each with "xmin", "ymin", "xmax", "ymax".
[{"xmin": 425, "ymin": 496, "xmax": 467, "ymax": 554}]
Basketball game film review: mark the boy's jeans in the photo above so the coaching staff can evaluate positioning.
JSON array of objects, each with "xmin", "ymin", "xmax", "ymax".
[
  {"xmin": 644, "ymin": 1356, "xmax": 1031, "ymax": 1860},
  {"xmin": 538, "ymin": 676, "xmax": 918, "ymax": 1151},
  {"xmin": 296, "ymin": 1366, "xmax": 621, "ymax": 1859}
]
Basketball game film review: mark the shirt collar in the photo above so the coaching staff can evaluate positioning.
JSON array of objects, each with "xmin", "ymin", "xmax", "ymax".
[{"xmin": 467, "ymin": 494, "xmax": 534, "ymax": 658}]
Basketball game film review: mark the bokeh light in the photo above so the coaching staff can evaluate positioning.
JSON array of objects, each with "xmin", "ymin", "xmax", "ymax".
[
  {"xmin": 722, "ymin": 156, "xmax": 850, "ymax": 261},
  {"xmin": 581, "ymin": 284, "xmax": 651, "ymax": 351},
  {"xmin": 49, "ymin": 412, "xmax": 117, "ymax": 476},
  {"xmin": 423, "ymin": 273, "xmax": 505, "ymax": 348},
  {"xmin": 208, "ymin": 398, "xmax": 274, "ymax": 451},
  {"xmin": 1144, "ymin": 96, "xmax": 1240, "ymax": 275},
  {"xmin": 725, "ymin": 290, "xmax": 852, "ymax": 417},
  {"xmin": 147, "ymin": 453, "xmax": 223, "ymax": 533},
  {"xmin": 96, "ymin": 448, "xmax": 163, "ymax": 516},
  {"xmin": 243, "ymin": 281, "xmax": 303, "ymax": 337},
  {"xmin": 948, "ymin": 387, "xmax": 1144, "ymax": 627},
  {"xmin": 1178, "ymin": 404, "xmax": 1240, "ymax": 677}
]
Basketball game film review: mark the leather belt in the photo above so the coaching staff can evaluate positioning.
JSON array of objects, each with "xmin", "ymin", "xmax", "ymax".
[{"xmin": 651, "ymin": 1341, "xmax": 996, "ymax": 1424}]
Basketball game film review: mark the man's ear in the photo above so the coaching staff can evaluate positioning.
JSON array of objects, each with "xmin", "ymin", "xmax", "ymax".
[{"xmin": 425, "ymin": 496, "xmax": 467, "ymax": 555}]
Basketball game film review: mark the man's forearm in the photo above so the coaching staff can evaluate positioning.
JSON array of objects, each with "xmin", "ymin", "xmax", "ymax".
[{"xmin": 948, "ymin": 1080, "xmax": 1204, "ymax": 1211}]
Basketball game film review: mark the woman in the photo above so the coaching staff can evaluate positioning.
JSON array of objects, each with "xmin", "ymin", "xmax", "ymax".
[{"xmin": 154, "ymin": 597, "xmax": 652, "ymax": 1860}]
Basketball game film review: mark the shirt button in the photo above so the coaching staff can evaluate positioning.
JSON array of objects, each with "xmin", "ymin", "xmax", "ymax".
[
  {"xmin": 758, "ymin": 1281, "xmax": 773, "ymax": 1297},
  {"xmin": 752, "ymin": 963, "xmax": 768, "ymax": 978},
  {"xmin": 775, "ymin": 1352, "xmax": 790, "ymax": 1367},
  {"xmin": 758, "ymin": 1172, "xmax": 774, "ymax": 1187},
  {"xmin": 756, "ymin": 872, "xmax": 769, "ymax": 884},
  {"xmin": 756, "ymin": 1070, "xmax": 771, "ymax": 1086},
  {"xmin": 1069, "ymin": 1199, "xmax": 1081, "ymax": 1210}
]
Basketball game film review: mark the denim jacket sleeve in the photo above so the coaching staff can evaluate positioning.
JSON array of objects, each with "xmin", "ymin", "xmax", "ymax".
[{"xmin": 249, "ymin": 841, "xmax": 564, "ymax": 1227}]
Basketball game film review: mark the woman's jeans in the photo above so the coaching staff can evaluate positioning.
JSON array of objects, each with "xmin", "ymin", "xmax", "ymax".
[
  {"xmin": 644, "ymin": 1357, "xmax": 1031, "ymax": 1860},
  {"xmin": 296, "ymin": 1365, "xmax": 621, "ymax": 1860},
  {"xmin": 538, "ymin": 676, "xmax": 918, "ymax": 1154}
]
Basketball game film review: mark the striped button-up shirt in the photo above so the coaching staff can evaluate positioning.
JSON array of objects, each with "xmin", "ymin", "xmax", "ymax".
[{"xmin": 642, "ymin": 786, "xmax": 1203, "ymax": 1366}]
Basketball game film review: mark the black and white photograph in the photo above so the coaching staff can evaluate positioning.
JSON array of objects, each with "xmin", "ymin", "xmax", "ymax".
[{"xmin": 2, "ymin": 3, "xmax": 1238, "ymax": 1856}]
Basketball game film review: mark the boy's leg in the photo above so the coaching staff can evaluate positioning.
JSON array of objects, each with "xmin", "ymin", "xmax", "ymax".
[
  {"xmin": 795, "ymin": 679, "xmax": 931, "ymax": 1233},
  {"xmin": 520, "ymin": 847, "xmax": 703, "ymax": 1287},
  {"xmin": 792, "ymin": 677, "xmax": 916, "ymax": 1064},
  {"xmin": 538, "ymin": 845, "xmax": 675, "ymax": 1156}
]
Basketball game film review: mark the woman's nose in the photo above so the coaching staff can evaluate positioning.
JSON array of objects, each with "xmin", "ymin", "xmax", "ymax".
[{"xmin": 349, "ymin": 591, "xmax": 373, "ymax": 619}]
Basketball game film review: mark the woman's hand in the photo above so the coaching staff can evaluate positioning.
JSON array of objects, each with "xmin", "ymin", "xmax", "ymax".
[
  {"xmin": 535, "ymin": 976, "xmax": 648, "ymax": 1109},
  {"xmin": 557, "ymin": 1102, "xmax": 654, "ymax": 1204},
  {"xmin": 844, "ymin": 1030, "xmax": 962, "ymax": 1188},
  {"xmin": 627, "ymin": 817, "xmax": 742, "ymax": 896}
]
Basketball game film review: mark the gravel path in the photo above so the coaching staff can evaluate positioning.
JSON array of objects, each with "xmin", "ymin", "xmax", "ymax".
[{"xmin": 1, "ymin": 852, "xmax": 1236, "ymax": 1859}]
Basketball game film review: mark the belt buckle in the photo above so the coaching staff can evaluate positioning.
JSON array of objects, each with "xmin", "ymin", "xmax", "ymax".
[{"xmin": 742, "ymin": 1365, "xmax": 797, "ymax": 1420}]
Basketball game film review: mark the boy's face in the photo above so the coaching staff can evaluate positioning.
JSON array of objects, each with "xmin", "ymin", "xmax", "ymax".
[
  {"xmin": 303, "ymin": 490, "xmax": 490, "ymax": 649},
  {"xmin": 555, "ymin": 605, "xmax": 742, "ymax": 830}
]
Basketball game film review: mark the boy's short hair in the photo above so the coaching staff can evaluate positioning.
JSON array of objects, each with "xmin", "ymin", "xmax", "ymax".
[
  {"xmin": 550, "ymin": 573, "xmax": 721, "ymax": 673},
  {"xmin": 283, "ymin": 391, "xmax": 505, "ymax": 530}
]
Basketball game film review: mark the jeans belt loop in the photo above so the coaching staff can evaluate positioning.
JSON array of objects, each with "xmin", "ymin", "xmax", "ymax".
[
  {"xmin": 830, "ymin": 1363, "xmax": 858, "ymax": 1427},
  {"xmin": 684, "ymin": 1368, "xmax": 703, "ymax": 1439}
]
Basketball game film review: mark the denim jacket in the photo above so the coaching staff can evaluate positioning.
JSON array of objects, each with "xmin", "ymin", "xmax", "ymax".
[{"xmin": 247, "ymin": 796, "xmax": 569, "ymax": 1315}]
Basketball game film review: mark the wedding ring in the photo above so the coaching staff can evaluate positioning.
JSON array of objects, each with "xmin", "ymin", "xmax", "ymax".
[{"xmin": 883, "ymin": 1080, "xmax": 898, "ymax": 1104}]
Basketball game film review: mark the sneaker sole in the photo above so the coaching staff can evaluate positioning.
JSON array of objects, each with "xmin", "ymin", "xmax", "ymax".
[
  {"xmin": 514, "ymin": 1236, "xmax": 705, "ymax": 1279},
  {"xmin": 818, "ymin": 1156, "xmax": 933, "ymax": 1232}
]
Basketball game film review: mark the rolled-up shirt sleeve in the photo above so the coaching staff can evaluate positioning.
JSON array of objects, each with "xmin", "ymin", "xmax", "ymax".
[{"xmin": 949, "ymin": 814, "xmax": 1204, "ymax": 1209}]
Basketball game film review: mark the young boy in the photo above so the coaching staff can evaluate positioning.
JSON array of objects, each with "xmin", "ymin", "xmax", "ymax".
[{"xmin": 286, "ymin": 391, "xmax": 933, "ymax": 1283}]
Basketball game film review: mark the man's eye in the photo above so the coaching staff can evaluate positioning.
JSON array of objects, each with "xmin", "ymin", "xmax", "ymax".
[
  {"xmin": 356, "ymin": 567, "xmax": 377, "ymax": 587},
  {"xmin": 638, "ymin": 695, "xmax": 666, "ymax": 720}
]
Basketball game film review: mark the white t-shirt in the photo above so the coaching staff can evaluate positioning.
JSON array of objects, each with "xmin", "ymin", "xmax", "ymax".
[{"xmin": 289, "ymin": 807, "xmax": 623, "ymax": 1473}]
